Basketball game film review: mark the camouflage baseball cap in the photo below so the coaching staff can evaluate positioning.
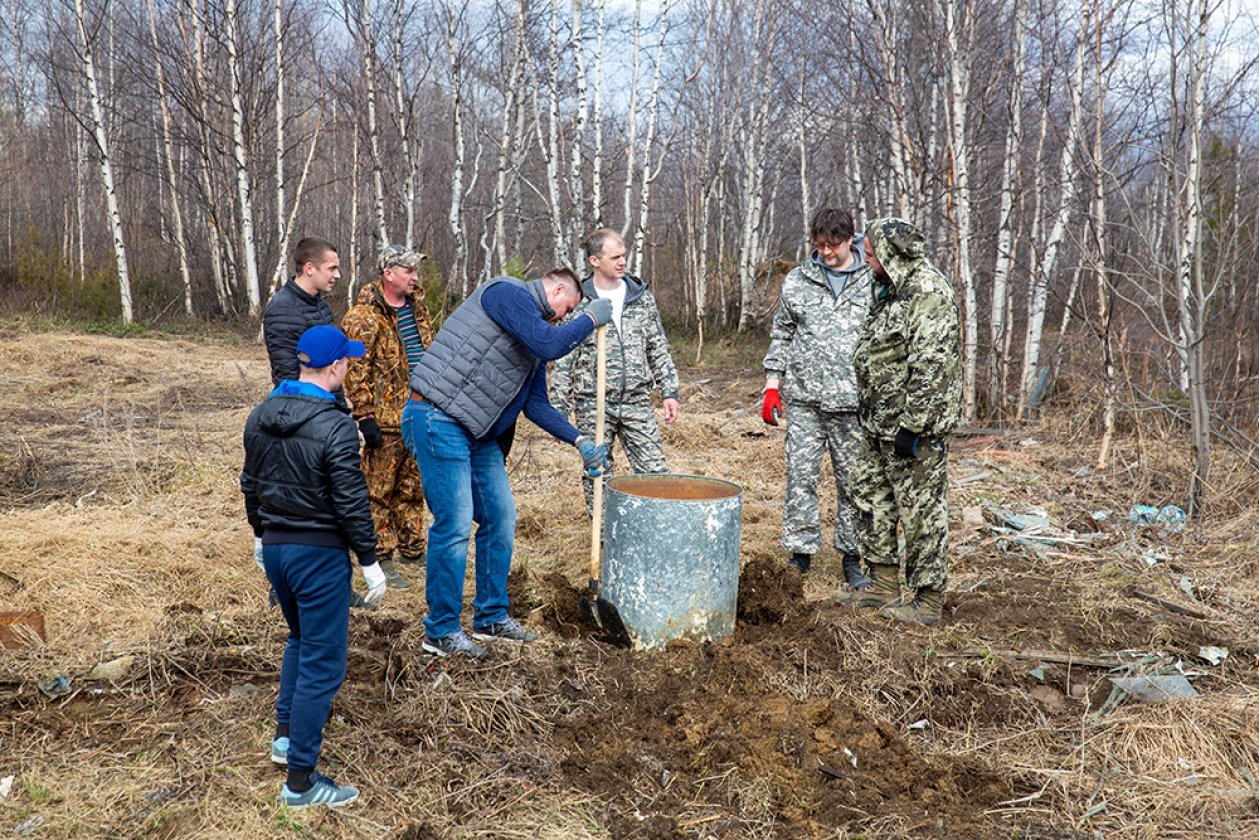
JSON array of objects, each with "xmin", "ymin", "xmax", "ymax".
[{"xmin": 377, "ymin": 244, "xmax": 427, "ymax": 273}]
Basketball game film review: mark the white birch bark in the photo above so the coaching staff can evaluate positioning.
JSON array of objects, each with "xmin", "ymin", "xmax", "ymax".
[
  {"xmin": 1178, "ymin": 0, "xmax": 1211, "ymax": 510},
  {"xmin": 1017, "ymin": 0, "xmax": 1089, "ymax": 417},
  {"xmin": 569, "ymin": 0, "xmax": 588, "ymax": 262},
  {"xmin": 226, "ymin": 0, "xmax": 262, "ymax": 316},
  {"xmin": 146, "ymin": 0, "xmax": 193, "ymax": 316},
  {"xmin": 75, "ymin": 0, "xmax": 133, "ymax": 323},
  {"xmin": 621, "ymin": 0, "xmax": 642, "ymax": 235},
  {"xmin": 357, "ymin": 0, "xmax": 389, "ymax": 247},
  {"xmin": 392, "ymin": 0, "xmax": 417, "ymax": 247},
  {"xmin": 735, "ymin": 0, "xmax": 774, "ymax": 331},
  {"xmin": 544, "ymin": 0, "xmax": 567, "ymax": 264},
  {"xmin": 797, "ymin": 73, "xmax": 809, "ymax": 260},
  {"xmin": 348, "ymin": 124, "xmax": 360, "ymax": 306},
  {"xmin": 944, "ymin": 0, "xmax": 977, "ymax": 420},
  {"xmin": 482, "ymin": 0, "xmax": 528, "ymax": 278},
  {"xmin": 989, "ymin": 0, "xmax": 1027, "ymax": 415},
  {"xmin": 629, "ymin": 0, "xmax": 669, "ymax": 277},
  {"xmin": 867, "ymin": 0, "xmax": 913, "ymax": 217},
  {"xmin": 275, "ymin": 0, "xmax": 286, "ymax": 253},
  {"xmin": 591, "ymin": 0, "xmax": 607, "ymax": 225},
  {"xmin": 445, "ymin": 0, "xmax": 469, "ymax": 293}
]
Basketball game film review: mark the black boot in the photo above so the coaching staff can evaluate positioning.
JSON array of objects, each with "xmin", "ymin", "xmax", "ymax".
[
  {"xmin": 842, "ymin": 553, "xmax": 871, "ymax": 590},
  {"xmin": 787, "ymin": 552, "xmax": 812, "ymax": 574}
]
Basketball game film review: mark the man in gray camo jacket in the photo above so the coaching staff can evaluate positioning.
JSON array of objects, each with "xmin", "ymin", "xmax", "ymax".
[
  {"xmin": 551, "ymin": 228, "xmax": 680, "ymax": 511},
  {"xmin": 762, "ymin": 208, "xmax": 871, "ymax": 589}
]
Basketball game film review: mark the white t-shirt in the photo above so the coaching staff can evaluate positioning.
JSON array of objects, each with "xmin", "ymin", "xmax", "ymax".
[{"xmin": 595, "ymin": 280, "xmax": 627, "ymax": 333}]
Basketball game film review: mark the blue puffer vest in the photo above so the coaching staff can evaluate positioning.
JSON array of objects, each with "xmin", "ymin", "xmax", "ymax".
[{"xmin": 410, "ymin": 277, "xmax": 544, "ymax": 438}]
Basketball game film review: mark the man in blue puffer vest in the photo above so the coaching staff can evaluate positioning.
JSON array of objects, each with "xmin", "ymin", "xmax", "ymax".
[{"xmin": 402, "ymin": 267, "xmax": 613, "ymax": 658}]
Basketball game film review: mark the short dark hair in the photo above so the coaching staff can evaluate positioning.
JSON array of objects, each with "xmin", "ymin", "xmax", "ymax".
[
  {"xmin": 810, "ymin": 208, "xmax": 854, "ymax": 244},
  {"xmin": 540, "ymin": 266, "xmax": 581, "ymax": 297},
  {"xmin": 293, "ymin": 236, "xmax": 337, "ymax": 274},
  {"xmin": 583, "ymin": 228, "xmax": 622, "ymax": 259}
]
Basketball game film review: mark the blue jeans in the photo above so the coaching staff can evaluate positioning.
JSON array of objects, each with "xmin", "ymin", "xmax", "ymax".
[
  {"xmin": 401, "ymin": 399, "xmax": 516, "ymax": 638},
  {"xmin": 263, "ymin": 543, "xmax": 351, "ymax": 775}
]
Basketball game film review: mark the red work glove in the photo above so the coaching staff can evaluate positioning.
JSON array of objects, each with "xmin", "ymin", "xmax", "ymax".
[{"xmin": 761, "ymin": 388, "xmax": 783, "ymax": 426}]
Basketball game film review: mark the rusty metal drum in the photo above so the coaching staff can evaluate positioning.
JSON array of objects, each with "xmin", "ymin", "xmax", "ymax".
[{"xmin": 601, "ymin": 474, "xmax": 743, "ymax": 650}]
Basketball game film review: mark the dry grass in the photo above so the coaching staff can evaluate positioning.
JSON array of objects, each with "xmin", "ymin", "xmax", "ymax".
[{"xmin": 2, "ymin": 324, "xmax": 1258, "ymax": 838}]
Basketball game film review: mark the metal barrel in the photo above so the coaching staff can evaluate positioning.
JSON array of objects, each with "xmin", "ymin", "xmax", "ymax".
[{"xmin": 602, "ymin": 474, "xmax": 743, "ymax": 651}]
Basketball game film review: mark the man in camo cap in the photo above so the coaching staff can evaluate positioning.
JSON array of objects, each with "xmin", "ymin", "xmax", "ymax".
[
  {"xmin": 838, "ymin": 217, "xmax": 962, "ymax": 626},
  {"xmin": 340, "ymin": 244, "xmax": 436, "ymax": 590},
  {"xmin": 761, "ymin": 208, "xmax": 872, "ymax": 589}
]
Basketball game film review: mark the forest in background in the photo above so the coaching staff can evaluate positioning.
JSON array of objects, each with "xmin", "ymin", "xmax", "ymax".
[{"xmin": 1, "ymin": 0, "xmax": 1257, "ymax": 509}]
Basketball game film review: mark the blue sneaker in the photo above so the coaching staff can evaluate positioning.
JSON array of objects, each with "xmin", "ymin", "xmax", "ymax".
[
  {"xmin": 279, "ymin": 772, "xmax": 359, "ymax": 809},
  {"xmin": 472, "ymin": 617, "xmax": 538, "ymax": 643},
  {"xmin": 270, "ymin": 737, "xmax": 289, "ymax": 766}
]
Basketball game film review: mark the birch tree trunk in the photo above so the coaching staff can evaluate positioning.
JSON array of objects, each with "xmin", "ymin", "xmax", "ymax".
[
  {"xmin": 796, "ymin": 73, "xmax": 809, "ymax": 260},
  {"xmin": 75, "ymin": 0, "xmax": 133, "ymax": 323},
  {"xmin": 591, "ymin": 0, "xmax": 607, "ymax": 225},
  {"xmin": 348, "ymin": 124, "xmax": 360, "ymax": 306},
  {"xmin": 867, "ymin": 0, "xmax": 914, "ymax": 217},
  {"xmin": 569, "ymin": 0, "xmax": 588, "ymax": 263},
  {"xmin": 943, "ymin": 0, "xmax": 977, "ymax": 420},
  {"xmin": 357, "ymin": 0, "xmax": 389, "ymax": 247},
  {"xmin": 392, "ymin": 0, "xmax": 417, "ymax": 247},
  {"xmin": 445, "ymin": 0, "xmax": 469, "ymax": 294},
  {"xmin": 989, "ymin": 0, "xmax": 1027, "ymax": 417},
  {"xmin": 735, "ymin": 0, "xmax": 774, "ymax": 331},
  {"xmin": 629, "ymin": 0, "xmax": 668, "ymax": 277},
  {"xmin": 274, "ymin": 0, "xmax": 286, "ymax": 256},
  {"xmin": 226, "ymin": 0, "xmax": 262, "ymax": 316},
  {"xmin": 1017, "ymin": 0, "xmax": 1089, "ymax": 417},
  {"xmin": 1092, "ymin": 0, "xmax": 1115, "ymax": 470},
  {"xmin": 543, "ymin": 0, "xmax": 567, "ymax": 265},
  {"xmin": 483, "ymin": 0, "xmax": 527, "ymax": 278},
  {"xmin": 1178, "ymin": 0, "xmax": 1211, "ymax": 512},
  {"xmin": 145, "ymin": 0, "xmax": 193, "ymax": 316},
  {"xmin": 621, "ymin": 0, "xmax": 642, "ymax": 234}
]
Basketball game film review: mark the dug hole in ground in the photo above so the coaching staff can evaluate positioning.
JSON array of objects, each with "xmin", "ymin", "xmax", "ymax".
[{"xmin": 1, "ymin": 323, "xmax": 1257, "ymax": 839}]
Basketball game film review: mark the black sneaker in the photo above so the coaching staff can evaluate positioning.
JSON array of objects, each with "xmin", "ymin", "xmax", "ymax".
[
  {"xmin": 422, "ymin": 630, "xmax": 488, "ymax": 658},
  {"xmin": 842, "ymin": 552, "xmax": 871, "ymax": 590},
  {"xmin": 350, "ymin": 590, "xmax": 373, "ymax": 610},
  {"xmin": 472, "ymin": 617, "xmax": 538, "ymax": 643}
]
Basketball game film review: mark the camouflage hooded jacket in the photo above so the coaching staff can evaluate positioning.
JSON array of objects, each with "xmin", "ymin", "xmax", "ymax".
[
  {"xmin": 341, "ymin": 280, "xmax": 436, "ymax": 431},
  {"xmin": 550, "ymin": 274, "xmax": 680, "ymax": 412},
  {"xmin": 762, "ymin": 242, "xmax": 871, "ymax": 413},
  {"xmin": 853, "ymin": 218, "xmax": 963, "ymax": 440}
]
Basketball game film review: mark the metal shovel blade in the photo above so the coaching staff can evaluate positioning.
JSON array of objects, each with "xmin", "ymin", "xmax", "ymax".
[{"xmin": 580, "ymin": 581, "xmax": 630, "ymax": 647}]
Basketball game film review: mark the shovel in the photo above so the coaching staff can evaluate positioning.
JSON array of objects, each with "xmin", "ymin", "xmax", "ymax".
[{"xmin": 579, "ymin": 324, "xmax": 630, "ymax": 646}]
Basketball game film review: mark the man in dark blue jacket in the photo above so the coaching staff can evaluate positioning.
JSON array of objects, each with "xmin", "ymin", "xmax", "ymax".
[
  {"xmin": 242, "ymin": 325, "xmax": 388, "ymax": 809},
  {"xmin": 402, "ymin": 268, "xmax": 612, "ymax": 658}
]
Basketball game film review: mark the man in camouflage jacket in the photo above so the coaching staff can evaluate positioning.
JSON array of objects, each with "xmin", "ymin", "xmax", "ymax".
[
  {"xmin": 762, "ymin": 208, "xmax": 872, "ymax": 588},
  {"xmin": 551, "ymin": 229, "xmax": 680, "ymax": 508},
  {"xmin": 341, "ymin": 245, "xmax": 436, "ymax": 588},
  {"xmin": 839, "ymin": 217, "xmax": 963, "ymax": 626}
]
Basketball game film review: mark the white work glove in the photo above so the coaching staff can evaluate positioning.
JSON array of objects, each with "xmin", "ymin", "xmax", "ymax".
[
  {"xmin": 360, "ymin": 562, "xmax": 388, "ymax": 607},
  {"xmin": 253, "ymin": 537, "xmax": 265, "ymax": 572}
]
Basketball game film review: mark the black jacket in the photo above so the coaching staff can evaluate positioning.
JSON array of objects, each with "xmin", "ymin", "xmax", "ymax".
[
  {"xmin": 263, "ymin": 278, "xmax": 338, "ymax": 390},
  {"xmin": 240, "ymin": 389, "xmax": 377, "ymax": 564}
]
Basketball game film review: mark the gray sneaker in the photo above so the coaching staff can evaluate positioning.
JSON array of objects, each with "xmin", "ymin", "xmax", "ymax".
[
  {"xmin": 472, "ymin": 617, "xmax": 538, "ymax": 643},
  {"xmin": 378, "ymin": 558, "xmax": 411, "ymax": 590},
  {"xmin": 350, "ymin": 589, "xmax": 373, "ymax": 610},
  {"xmin": 422, "ymin": 630, "xmax": 488, "ymax": 658},
  {"xmin": 279, "ymin": 772, "xmax": 359, "ymax": 809}
]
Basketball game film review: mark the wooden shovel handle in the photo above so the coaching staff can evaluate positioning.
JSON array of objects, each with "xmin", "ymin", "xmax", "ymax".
[{"xmin": 589, "ymin": 325, "xmax": 607, "ymax": 586}]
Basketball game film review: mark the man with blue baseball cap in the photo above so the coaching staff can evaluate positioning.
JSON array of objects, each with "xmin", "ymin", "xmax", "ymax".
[{"xmin": 241, "ymin": 324, "xmax": 387, "ymax": 808}]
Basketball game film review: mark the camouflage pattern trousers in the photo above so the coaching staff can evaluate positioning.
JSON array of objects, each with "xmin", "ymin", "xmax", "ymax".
[
  {"xmin": 782, "ymin": 405, "xmax": 860, "ymax": 556},
  {"xmin": 574, "ymin": 398, "xmax": 667, "ymax": 509},
  {"xmin": 850, "ymin": 435, "xmax": 950, "ymax": 591},
  {"xmin": 363, "ymin": 431, "xmax": 426, "ymax": 558}
]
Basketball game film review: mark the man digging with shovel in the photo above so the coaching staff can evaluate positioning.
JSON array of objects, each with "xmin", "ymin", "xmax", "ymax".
[{"xmin": 401, "ymin": 268, "xmax": 612, "ymax": 658}]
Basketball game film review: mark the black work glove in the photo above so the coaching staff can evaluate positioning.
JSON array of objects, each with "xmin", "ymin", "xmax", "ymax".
[
  {"xmin": 893, "ymin": 428, "xmax": 920, "ymax": 458},
  {"xmin": 359, "ymin": 418, "xmax": 383, "ymax": 449}
]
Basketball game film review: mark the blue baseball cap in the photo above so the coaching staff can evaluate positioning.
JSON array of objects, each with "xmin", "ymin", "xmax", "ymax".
[{"xmin": 296, "ymin": 325, "xmax": 366, "ymax": 367}]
